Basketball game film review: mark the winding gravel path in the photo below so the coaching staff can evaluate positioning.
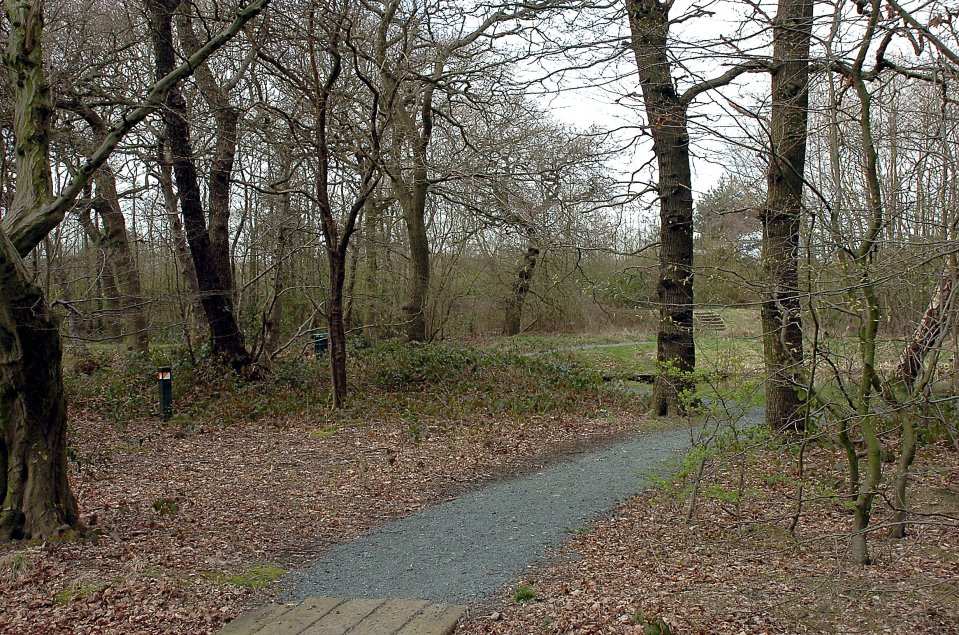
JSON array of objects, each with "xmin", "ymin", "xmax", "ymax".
[{"xmin": 286, "ymin": 416, "xmax": 756, "ymax": 606}]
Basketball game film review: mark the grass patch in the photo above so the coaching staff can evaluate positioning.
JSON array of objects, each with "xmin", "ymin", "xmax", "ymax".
[
  {"xmin": 202, "ymin": 563, "xmax": 286, "ymax": 589},
  {"xmin": 514, "ymin": 583, "xmax": 537, "ymax": 602},
  {"xmin": 54, "ymin": 581, "xmax": 103, "ymax": 605},
  {"xmin": 309, "ymin": 425, "xmax": 338, "ymax": 439},
  {"xmin": 0, "ymin": 550, "xmax": 31, "ymax": 581}
]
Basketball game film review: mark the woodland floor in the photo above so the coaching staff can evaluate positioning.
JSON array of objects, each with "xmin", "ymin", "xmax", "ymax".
[
  {"xmin": 456, "ymin": 441, "xmax": 959, "ymax": 634},
  {"xmin": 3, "ymin": 334, "xmax": 958, "ymax": 635},
  {"xmin": 0, "ymin": 396, "xmax": 643, "ymax": 634}
]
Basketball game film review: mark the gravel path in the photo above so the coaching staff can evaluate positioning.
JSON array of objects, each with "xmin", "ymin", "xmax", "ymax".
[{"xmin": 286, "ymin": 416, "xmax": 757, "ymax": 605}]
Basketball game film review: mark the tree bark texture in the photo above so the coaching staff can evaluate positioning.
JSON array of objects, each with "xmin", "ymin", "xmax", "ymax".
[
  {"xmin": 628, "ymin": 0, "xmax": 695, "ymax": 416},
  {"xmin": 396, "ymin": 145, "xmax": 431, "ymax": 343},
  {"xmin": 147, "ymin": 0, "xmax": 251, "ymax": 372},
  {"xmin": 760, "ymin": 0, "xmax": 813, "ymax": 432},
  {"xmin": 0, "ymin": 235, "xmax": 78, "ymax": 539},
  {"xmin": 0, "ymin": 0, "xmax": 78, "ymax": 539}
]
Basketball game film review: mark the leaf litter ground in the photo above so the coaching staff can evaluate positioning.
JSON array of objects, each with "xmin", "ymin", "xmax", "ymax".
[
  {"xmin": 0, "ymin": 400, "xmax": 642, "ymax": 634},
  {"xmin": 456, "ymin": 442, "xmax": 959, "ymax": 634}
]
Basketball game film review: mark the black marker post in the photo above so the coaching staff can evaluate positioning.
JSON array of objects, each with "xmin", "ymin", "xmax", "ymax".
[{"xmin": 158, "ymin": 366, "xmax": 173, "ymax": 420}]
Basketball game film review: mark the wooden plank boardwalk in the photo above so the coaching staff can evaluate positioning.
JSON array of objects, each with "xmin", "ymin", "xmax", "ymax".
[{"xmin": 217, "ymin": 597, "xmax": 466, "ymax": 635}]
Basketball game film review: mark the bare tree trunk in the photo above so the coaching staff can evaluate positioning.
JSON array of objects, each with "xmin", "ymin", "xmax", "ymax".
[
  {"xmin": 63, "ymin": 102, "xmax": 150, "ymax": 351},
  {"xmin": 328, "ymin": 253, "xmax": 349, "ymax": 408},
  {"xmin": 896, "ymin": 270, "xmax": 955, "ymax": 386},
  {"xmin": 177, "ymin": 11, "xmax": 240, "ymax": 299},
  {"xmin": 760, "ymin": 0, "xmax": 813, "ymax": 432},
  {"xmin": 311, "ymin": 8, "xmax": 380, "ymax": 407},
  {"xmin": 78, "ymin": 208, "xmax": 123, "ymax": 341},
  {"xmin": 344, "ymin": 243, "xmax": 359, "ymax": 333},
  {"xmin": 628, "ymin": 0, "xmax": 695, "ymax": 416},
  {"xmin": 263, "ymin": 203, "xmax": 293, "ymax": 359},
  {"xmin": 94, "ymin": 195, "xmax": 149, "ymax": 350},
  {"xmin": 0, "ymin": 0, "xmax": 78, "ymax": 539},
  {"xmin": 503, "ymin": 244, "xmax": 539, "ymax": 336},
  {"xmin": 0, "ymin": 239, "xmax": 78, "ymax": 539},
  {"xmin": 361, "ymin": 196, "xmax": 390, "ymax": 341},
  {"xmin": 147, "ymin": 0, "xmax": 251, "ymax": 372},
  {"xmin": 399, "ymin": 182, "xmax": 430, "ymax": 342},
  {"xmin": 890, "ymin": 411, "xmax": 917, "ymax": 538},
  {"xmin": 156, "ymin": 140, "xmax": 207, "ymax": 335}
]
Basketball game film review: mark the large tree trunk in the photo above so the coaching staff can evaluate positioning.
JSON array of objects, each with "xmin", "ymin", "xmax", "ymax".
[
  {"xmin": 177, "ymin": 11, "xmax": 239, "ymax": 299},
  {"xmin": 147, "ymin": 0, "xmax": 251, "ymax": 372},
  {"xmin": 628, "ymin": 0, "xmax": 695, "ymax": 416},
  {"xmin": 0, "ymin": 236, "xmax": 78, "ymax": 540},
  {"xmin": 0, "ymin": 0, "xmax": 79, "ymax": 540},
  {"xmin": 760, "ymin": 0, "xmax": 813, "ymax": 432},
  {"xmin": 503, "ymin": 244, "xmax": 539, "ymax": 336}
]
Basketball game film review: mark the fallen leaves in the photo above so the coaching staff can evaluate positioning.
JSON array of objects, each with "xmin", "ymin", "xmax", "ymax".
[
  {"xmin": 458, "ymin": 443, "xmax": 959, "ymax": 635},
  {"xmin": 0, "ymin": 404, "xmax": 640, "ymax": 634}
]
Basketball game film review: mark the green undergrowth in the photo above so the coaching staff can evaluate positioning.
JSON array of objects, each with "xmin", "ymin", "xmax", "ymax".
[{"xmin": 65, "ymin": 340, "xmax": 634, "ymax": 429}]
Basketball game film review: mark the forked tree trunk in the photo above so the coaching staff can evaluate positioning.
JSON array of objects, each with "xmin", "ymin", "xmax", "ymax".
[
  {"xmin": 177, "ymin": 11, "xmax": 240, "ymax": 299},
  {"xmin": 760, "ymin": 0, "xmax": 813, "ymax": 432},
  {"xmin": 503, "ymin": 244, "xmax": 539, "ymax": 336},
  {"xmin": 312, "ymin": 11, "xmax": 379, "ymax": 408},
  {"xmin": 628, "ymin": 0, "xmax": 696, "ymax": 416},
  {"xmin": 147, "ymin": 0, "xmax": 251, "ymax": 372}
]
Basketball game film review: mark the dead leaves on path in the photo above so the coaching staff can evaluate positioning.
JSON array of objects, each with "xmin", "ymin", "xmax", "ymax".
[{"xmin": 0, "ymin": 407, "xmax": 636, "ymax": 634}]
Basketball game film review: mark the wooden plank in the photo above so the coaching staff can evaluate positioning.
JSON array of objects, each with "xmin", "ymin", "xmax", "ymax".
[
  {"xmin": 300, "ymin": 598, "xmax": 385, "ymax": 634},
  {"xmin": 395, "ymin": 604, "xmax": 466, "ymax": 635},
  {"xmin": 347, "ymin": 599, "xmax": 430, "ymax": 634},
  {"xmin": 217, "ymin": 603, "xmax": 295, "ymax": 635},
  {"xmin": 256, "ymin": 597, "xmax": 345, "ymax": 634}
]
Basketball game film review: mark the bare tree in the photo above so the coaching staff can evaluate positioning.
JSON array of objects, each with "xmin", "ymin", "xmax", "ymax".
[
  {"xmin": 0, "ymin": 0, "xmax": 268, "ymax": 540},
  {"xmin": 627, "ymin": 0, "xmax": 760, "ymax": 415},
  {"xmin": 146, "ymin": 0, "xmax": 255, "ymax": 373},
  {"xmin": 760, "ymin": 0, "xmax": 814, "ymax": 432}
]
